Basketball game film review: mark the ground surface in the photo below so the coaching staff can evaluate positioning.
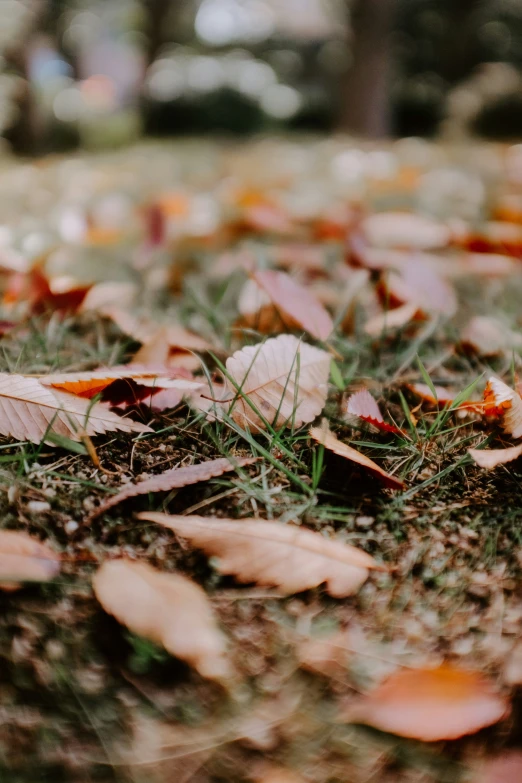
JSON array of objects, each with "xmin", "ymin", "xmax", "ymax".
[{"xmin": 0, "ymin": 138, "xmax": 522, "ymax": 782}]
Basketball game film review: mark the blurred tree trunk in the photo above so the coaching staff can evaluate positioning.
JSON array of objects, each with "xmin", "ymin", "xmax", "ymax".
[{"xmin": 339, "ymin": 0, "xmax": 395, "ymax": 138}]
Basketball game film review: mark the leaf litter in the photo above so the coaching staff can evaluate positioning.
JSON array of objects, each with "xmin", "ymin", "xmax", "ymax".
[{"xmin": 1, "ymin": 141, "xmax": 522, "ymax": 780}]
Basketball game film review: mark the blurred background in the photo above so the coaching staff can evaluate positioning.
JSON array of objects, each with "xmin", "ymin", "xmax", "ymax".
[{"xmin": 2, "ymin": 0, "xmax": 522, "ymax": 155}]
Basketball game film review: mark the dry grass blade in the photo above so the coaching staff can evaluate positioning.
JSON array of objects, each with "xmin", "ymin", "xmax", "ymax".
[
  {"xmin": 0, "ymin": 374, "xmax": 151, "ymax": 444},
  {"xmin": 309, "ymin": 423, "xmax": 404, "ymax": 490},
  {"xmin": 252, "ymin": 269, "xmax": 334, "ymax": 340},
  {"xmin": 89, "ymin": 456, "xmax": 258, "ymax": 519},
  {"xmin": 0, "ymin": 530, "xmax": 60, "ymax": 590},
  {"xmin": 39, "ymin": 367, "xmax": 202, "ymax": 398},
  {"xmin": 225, "ymin": 334, "xmax": 330, "ymax": 432},
  {"xmin": 468, "ymin": 444, "xmax": 522, "ymax": 469},
  {"xmin": 93, "ymin": 559, "xmax": 232, "ymax": 683},
  {"xmin": 137, "ymin": 513, "xmax": 382, "ymax": 597},
  {"xmin": 344, "ymin": 665, "xmax": 508, "ymax": 741}
]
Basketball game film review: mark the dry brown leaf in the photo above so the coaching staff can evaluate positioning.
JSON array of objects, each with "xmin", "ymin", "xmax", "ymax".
[
  {"xmin": 0, "ymin": 374, "xmax": 150, "ymax": 444},
  {"xmin": 309, "ymin": 423, "xmax": 404, "ymax": 490},
  {"xmin": 39, "ymin": 367, "xmax": 202, "ymax": 399},
  {"xmin": 345, "ymin": 389, "xmax": 402, "ymax": 435},
  {"xmin": 344, "ymin": 665, "xmax": 508, "ymax": 741},
  {"xmin": 223, "ymin": 334, "xmax": 330, "ymax": 433},
  {"xmin": 93, "ymin": 559, "xmax": 232, "ymax": 683},
  {"xmin": 361, "ymin": 212, "xmax": 450, "ymax": 250},
  {"xmin": 251, "ymin": 269, "xmax": 334, "ymax": 341},
  {"xmin": 364, "ymin": 302, "xmax": 420, "ymax": 337},
  {"xmin": 89, "ymin": 456, "xmax": 257, "ymax": 520},
  {"xmin": 484, "ymin": 376, "xmax": 522, "ymax": 438},
  {"xmin": 0, "ymin": 530, "xmax": 60, "ymax": 590},
  {"xmin": 469, "ymin": 444, "xmax": 522, "ymax": 469},
  {"xmin": 137, "ymin": 513, "xmax": 381, "ymax": 597}
]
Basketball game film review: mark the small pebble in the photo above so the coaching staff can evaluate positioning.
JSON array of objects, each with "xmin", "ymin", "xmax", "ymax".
[
  {"xmin": 26, "ymin": 500, "xmax": 50, "ymax": 514},
  {"xmin": 43, "ymin": 487, "xmax": 56, "ymax": 498},
  {"xmin": 64, "ymin": 520, "xmax": 79, "ymax": 535},
  {"xmin": 356, "ymin": 515, "xmax": 374, "ymax": 529},
  {"xmin": 7, "ymin": 485, "xmax": 18, "ymax": 505}
]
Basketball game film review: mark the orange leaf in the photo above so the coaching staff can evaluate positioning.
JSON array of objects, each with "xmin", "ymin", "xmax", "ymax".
[
  {"xmin": 88, "ymin": 456, "xmax": 257, "ymax": 520},
  {"xmin": 309, "ymin": 422, "xmax": 404, "ymax": 490},
  {"xmin": 344, "ymin": 665, "xmax": 508, "ymax": 741},
  {"xmin": 39, "ymin": 367, "xmax": 201, "ymax": 400},
  {"xmin": 483, "ymin": 377, "xmax": 522, "ymax": 437}
]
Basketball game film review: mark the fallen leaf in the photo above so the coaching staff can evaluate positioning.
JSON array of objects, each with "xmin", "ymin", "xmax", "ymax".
[
  {"xmin": 361, "ymin": 212, "xmax": 450, "ymax": 250},
  {"xmin": 224, "ymin": 334, "xmax": 330, "ymax": 433},
  {"xmin": 309, "ymin": 422, "xmax": 404, "ymax": 490},
  {"xmin": 364, "ymin": 302, "xmax": 421, "ymax": 337},
  {"xmin": 88, "ymin": 456, "xmax": 257, "ymax": 519},
  {"xmin": 407, "ymin": 382, "xmax": 455, "ymax": 406},
  {"xmin": 380, "ymin": 258, "xmax": 457, "ymax": 317},
  {"xmin": 0, "ymin": 530, "xmax": 60, "ymax": 590},
  {"xmin": 460, "ymin": 316, "xmax": 522, "ymax": 357},
  {"xmin": 39, "ymin": 367, "xmax": 202, "ymax": 399},
  {"xmin": 251, "ymin": 269, "xmax": 334, "ymax": 340},
  {"xmin": 344, "ymin": 665, "xmax": 508, "ymax": 741},
  {"xmin": 478, "ymin": 751, "xmax": 522, "ymax": 783},
  {"xmin": 137, "ymin": 513, "xmax": 382, "ymax": 597},
  {"xmin": 93, "ymin": 559, "xmax": 232, "ymax": 683},
  {"xmin": 238, "ymin": 278, "xmax": 282, "ymax": 333},
  {"xmin": 104, "ymin": 307, "xmax": 211, "ymax": 353},
  {"xmin": 297, "ymin": 631, "xmax": 351, "ymax": 679},
  {"xmin": 249, "ymin": 761, "xmax": 307, "ymax": 783},
  {"xmin": 79, "ymin": 281, "xmax": 138, "ymax": 313},
  {"xmin": 0, "ymin": 373, "xmax": 150, "ymax": 444},
  {"xmin": 468, "ymin": 445, "xmax": 522, "ymax": 469},
  {"xmin": 484, "ymin": 377, "xmax": 522, "ymax": 437},
  {"xmin": 345, "ymin": 389, "xmax": 402, "ymax": 434}
]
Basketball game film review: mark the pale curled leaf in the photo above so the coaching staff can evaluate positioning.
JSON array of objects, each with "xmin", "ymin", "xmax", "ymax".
[
  {"xmin": 0, "ymin": 374, "xmax": 150, "ymax": 444},
  {"xmin": 309, "ymin": 424, "xmax": 404, "ymax": 490},
  {"xmin": 0, "ymin": 530, "xmax": 60, "ymax": 590},
  {"xmin": 468, "ymin": 444, "xmax": 522, "ymax": 469},
  {"xmin": 137, "ymin": 513, "xmax": 382, "ymax": 597},
  {"xmin": 93, "ymin": 559, "xmax": 232, "ymax": 683},
  {"xmin": 344, "ymin": 665, "xmax": 508, "ymax": 741},
  {"xmin": 484, "ymin": 376, "xmax": 522, "ymax": 438},
  {"xmin": 252, "ymin": 269, "xmax": 334, "ymax": 340},
  {"xmin": 225, "ymin": 334, "xmax": 330, "ymax": 432},
  {"xmin": 89, "ymin": 456, "xmax": 258, "ymax": 519}
]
